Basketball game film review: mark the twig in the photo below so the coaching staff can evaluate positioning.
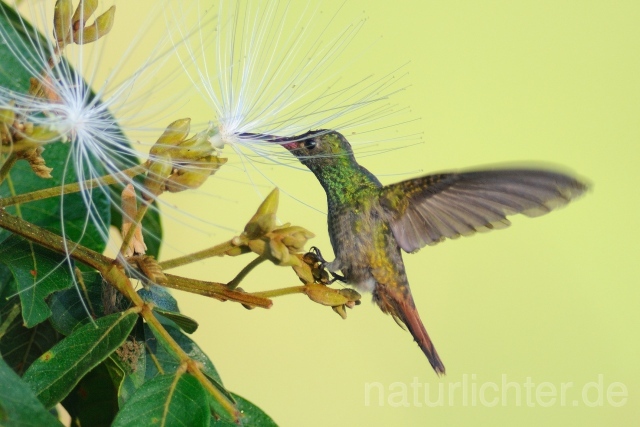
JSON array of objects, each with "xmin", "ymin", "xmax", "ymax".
[
  {"xmin": 226, "ymin": 256, "xmax": 266, "ymax": 289},
  {"xmin": 158, "ymin": 241, "xmax": 237, "ymax": 270},
  {"xmin": 163, "ymin": 273, "xmax": 273, "ymax": 309},
  {"xmin": 0, "ymin": 164, "xmax": 147, "ymax": 207},
  {"xmin": 0, "ymin": 152, "xmax": 18, "ymax": 185}
]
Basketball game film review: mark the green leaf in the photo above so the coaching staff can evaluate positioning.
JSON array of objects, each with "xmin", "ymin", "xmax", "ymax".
[
  {"xmin": 49, "ymin": 270, "xmax": 106, "ymax": 335},
  {"xmin": 142, "ymin": 322, "xmax": 233, "ymax": 416},
  {"xmin": 0, "ymin": 302, "xmax": 60, "ymax": 375},
  {"xmin": 112, "ymin": 373, "xmax": 209, "ymax": 427},
  {"xmin": 0, "ymin": 235, "xmax": 73, "ymax": 327},
  {"xmin": 0, "ymin": 264, "xmax": 12, "ymax": 290},
  {"xmin": 154, "ymin": 308, "xmax": 199, "ymax": 334},
  {"xmin": 0, "ymin": 2, "xmax": 48, "ymax": 92},
  {"xmin": 139, "ymin": 285, "xmax": 179, "ymax": 312},
  {"xmin": 104, "ymin": 354, "xmax": 127, "ymax": 394},
  {"xmin": 22, "ymin": 310, "xmax": 138, "ymax": 408},
  {"xmin": 0, "ymin": 357, "xmax": 64, "ymax": 427},
  {"xmin": 143, "ymin": 323, "xmax": 222, "ymax": 385},
  {"xmin": 140, "ymin": 284, "xmax": 198, "ymax": 334},
  {"xmin": 141, "ymin": 206, "xmax": 163, "ymax": 258},
  {"xmin": 112, "ymin": 323, "xmax": 148, "ymax": 406},
  {"xmin": 212, "ymin": 394, "xmax": 277, "ymax": 427},
  {"xmin": 61, "ymin": 362, "xmax": 119, "ymax": 427}
]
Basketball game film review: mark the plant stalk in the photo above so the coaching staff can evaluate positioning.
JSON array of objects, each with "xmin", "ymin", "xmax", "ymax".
[{"xmin": 0, "ymin": 164, "xmax": 147, "ymax": 207}]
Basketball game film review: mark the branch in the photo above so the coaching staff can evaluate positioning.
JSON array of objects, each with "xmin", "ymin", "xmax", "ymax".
[{"xmin": 0, "ymin": 164, "xmax": 147, "ymax": 207}]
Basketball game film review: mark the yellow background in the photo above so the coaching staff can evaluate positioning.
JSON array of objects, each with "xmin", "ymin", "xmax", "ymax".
[{"xmin": 105, "ymin": 1, "xmax": 639, "ymax": 426}]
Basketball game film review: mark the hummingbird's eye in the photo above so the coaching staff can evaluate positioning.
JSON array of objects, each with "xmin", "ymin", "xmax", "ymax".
[{"xmin": 304, "ymin": 138, "xmax": 317, "ymax": 150}]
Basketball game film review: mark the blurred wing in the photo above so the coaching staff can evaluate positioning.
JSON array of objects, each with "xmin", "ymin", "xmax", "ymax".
[{"xmin": 379, "ymin": 169, "xmax": 587, "ymax": 253}]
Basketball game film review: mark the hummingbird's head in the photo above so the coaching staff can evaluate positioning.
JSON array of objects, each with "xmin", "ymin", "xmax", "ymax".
[
  {"xmin": 239, "ymin": 129, "xmax": 356, "ymax": 171},
  {"xmin": 280, "ymin": 129, "xmax": 353, "ymax": 157}
]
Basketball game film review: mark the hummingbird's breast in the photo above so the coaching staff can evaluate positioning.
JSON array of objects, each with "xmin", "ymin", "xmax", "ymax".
[{"xmin": 327, "ymin": 193, "xmax": 407, "ymax": 293}]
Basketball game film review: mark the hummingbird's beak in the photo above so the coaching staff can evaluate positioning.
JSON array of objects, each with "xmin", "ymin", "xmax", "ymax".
[{"xmin": 237, "ymin": 132, "xmax": 301, "ymax": 150}]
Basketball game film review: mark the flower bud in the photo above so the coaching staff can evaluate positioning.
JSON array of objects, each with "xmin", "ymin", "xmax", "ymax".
[
  {"xmin": 75, "ymin": 5, "xmax": 115, "ymax": 44},
  {"xmin": 225, "ymin": 245, "xmax": 251, "ymax": 257},
  {"xmin": 292, "ymin": 254, "xmax": 315, "ymax": 284},
  {"xmin": 304, "ymin": 284, "xmax": 361, "ymax": 319},
  {"xmin": 143, "ymin": 153, "xmax": 172, "ymax": 201},
  {"xmin": 71, "ymin": 0, "xmax": 99, "ymax": 29},
  {"xmin": 23, "ymin": 126, "xmax": 61, "ymax": 146},
  {"xmin": 121, "ymin": 184, "xmax": 147, "ymax": 256},
  {"xmin": 135, "ymin": 255, "xmax": 167, "ymax": 284},
  {"xmin": 304, "ymin": 283, "xmax": 350, "ymax": 306},
  {"xmin": 150, "ymin": 118, "xmax": 191, "ymax": 158},
  {"xmin": 247, "ymin": 238, "xmax": 266, "ymax": 257},
  {"xmin": 276, "ymin": 226, "xmax": 315, "ymax": 252},
  {"xmin": 20, "ymin": 146, "xmax": 53, "ymax": 179},
  {"xmin": 266, "ymin": 239, "xmax": 299, "ymax": 266},
  {"xmin": 54, "ymin": 0, "xmax": 73, "ymax": 43},
  {"xmin": 0, "ymin": 107, "xmax": 15, "ymax": 126},
  {"xmin": 170, "ymin": 129, "xmax": 215, "ymax": 162},
  {"xmin": 244, "ymin": 188, "xmax": 279, "ymax": 238}
]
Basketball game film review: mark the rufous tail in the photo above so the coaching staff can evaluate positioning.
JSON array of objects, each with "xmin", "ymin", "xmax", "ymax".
[{"xmin": 374, "ymin": 283, "xmax": 446, "ymax": 375}]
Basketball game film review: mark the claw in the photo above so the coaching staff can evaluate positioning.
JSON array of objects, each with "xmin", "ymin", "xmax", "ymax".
[
  {"xmin": 305, "ymin": 246, "xmax": 347, "ymax": 284},
  {"xmin": 308, "ymin": 246, "xmax": 328, "ymax": 270},
  {"xmin": 309, "ymin": 246, "xmax": 324, "ymax": 260},
  {"xmin": 309, "ymin": 246, "xmax": 347, "ymax": 283},
  {"xmin": 328, "ymin": 271, "xmax": 346, "ymax": 284}
]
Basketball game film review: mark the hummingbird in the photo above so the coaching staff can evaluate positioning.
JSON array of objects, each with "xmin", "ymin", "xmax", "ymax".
[{"xmin": 242, "ymin": 129, "xmax": 587, "ymax": 374}]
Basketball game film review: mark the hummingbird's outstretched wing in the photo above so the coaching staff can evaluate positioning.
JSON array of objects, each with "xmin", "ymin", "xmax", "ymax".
[{"xmin": 379, "ymin": 169, "xmax": 587, "ymax": 253}]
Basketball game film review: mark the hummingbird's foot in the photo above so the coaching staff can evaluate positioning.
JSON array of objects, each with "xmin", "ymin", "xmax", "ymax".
[
  {"xmin": 307, "ymin": 246, "xmax": 346, "ymax": 284},
  {"xmin": 328, "ymin": 271, "xmax": 346, "ymax": 284},
  {"xmin": 309, "ymin": 246, "xmax": 325, "ymax": 262}
]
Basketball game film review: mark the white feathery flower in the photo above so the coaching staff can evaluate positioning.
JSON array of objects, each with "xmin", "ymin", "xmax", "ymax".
[
  {"xmin": 0, "ymin": 0, "xmax": 200, "ymax": 318},
  {"xmin": 0, "ymin": 0, "xmax": 183, "ymax": 250},
  {"xmin": 168, "ymin": 0, "xmax": 420, "ymax": 180}
]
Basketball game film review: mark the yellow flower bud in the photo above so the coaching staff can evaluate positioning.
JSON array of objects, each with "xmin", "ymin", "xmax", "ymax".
[
  {"xmin": 276, "ymin": 226, "xmax": 315, "ymax": 252},
  {"xmin": 143, "ymin": 153, "xmax": 172, "ymax": 201},
  {"xmin": 304, "ymin": 283, "xmax": 351, "ymax": 307},
  {"xmin": 254, "ymin": 188, "xmax": 279, "ymax": 216},
  {"xmin": 165, "ymin": 170, "xmax": 205, "ymax": 193},
  {"xmin": 20, "ymin": 146, "xmax": 53, "ymax": 179},
  {"xmin": 332, "ymin": 305, "xmax": 347, "ymax": 319},
  {"xmin": 170, "ymin": 133, "xmax": 214, "ymax": 162},
  {"xmin": 304, "ymin": 284, "xmax": 361, "ymax": 319},
  {"xmin": 121, "ymin": 184, "xmax": 147, "ymax": 256},
  {"xmin": 71, "ymin": 0, "xmax": 99, "ymax": 28},
  {"xmin": 266, "ymin": 239, "xmax": 299, "ymax": 266},
  {"xmin": 247, "ymin": 238, "xmax": 266, "ymax": 257},
  {"xmin": 292, "ymin": 255, "xmax": 316, "ymax": 284},
  {"xmin": 149, "ymin": 118, "xmax": 191, "ymax": 157},
  {"xmin": 75, "ymin": 5, "xmax": 115, "ymax": 44},
  {"xmin": 225, "ymin": 245, "xmax": 251, "ymax": 257},
  {"xmin": 165, "ymin": 155, "xmax": 227, "ymax": 192},
  {"xmin": 244, "ymin": 188, "xmax": 279, "ymax": 238},
  {"xmin": 54, "ymin": 0, "xmax": 73, "ymax": 43},
  {"xmin": 135, "ymin": 255, "xmax": 167, "ymax": 285},
  {"xmin": 338, "ymin": 288, "xmax": 361, "ymax": 307},
  {"xmin": 0, "ymin": 108, "xmax": 15, "ymax": 126},
  {"xmin": 23, "ymin": 126, "xmax": 61, "ymax": 145}
]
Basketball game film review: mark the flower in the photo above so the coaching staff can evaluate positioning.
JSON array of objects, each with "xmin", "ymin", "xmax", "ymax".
[
  {"xmin": 168, "ymin": 0, "xmax": 419, "ymax": 188},
  {"xmin": 0, "ymin": 1, "xmax": 201, "ymax": 315},
  {"xmin": 0, "ymin": 1, "xmax": 189, "ymax": 250}
]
